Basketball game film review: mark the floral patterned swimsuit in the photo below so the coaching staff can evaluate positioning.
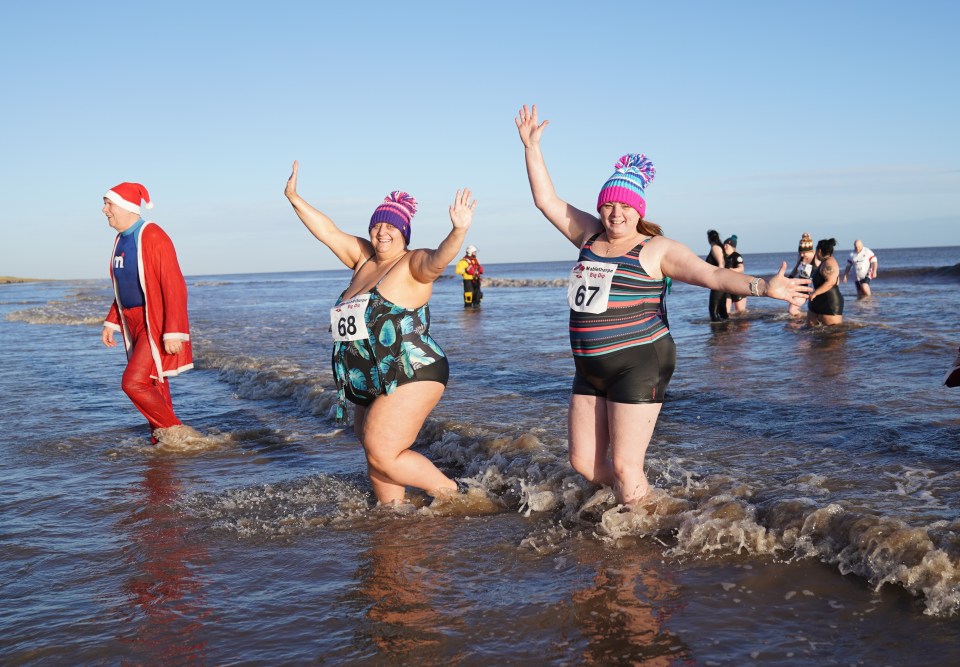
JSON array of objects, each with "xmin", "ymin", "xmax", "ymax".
[{"xmin": 331, "ymin": 263, "xmax": 448, "ymax": 421}]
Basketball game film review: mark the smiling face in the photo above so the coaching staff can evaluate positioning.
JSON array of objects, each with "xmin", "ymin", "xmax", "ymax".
[
  {"xmin": 369, "ymin": 222, "xmax": 406, "ymax": 255},
  {"xmin": 598, "ymin": 201, "xmax": 641, "ymax": 240},
  {"xmin": 102, "ymin": 198, "xmax": 138, "ymax": 233}
]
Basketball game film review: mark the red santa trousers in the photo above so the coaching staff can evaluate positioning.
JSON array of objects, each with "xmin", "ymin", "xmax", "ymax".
[{"xmin": 121, "ymin": 306, "xmax": 181, "ymax": 431}]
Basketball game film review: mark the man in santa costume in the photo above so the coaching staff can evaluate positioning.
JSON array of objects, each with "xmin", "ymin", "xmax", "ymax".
[{"xmin": 100, "ymin": 182, "xmax": 195, "ymax": 443}]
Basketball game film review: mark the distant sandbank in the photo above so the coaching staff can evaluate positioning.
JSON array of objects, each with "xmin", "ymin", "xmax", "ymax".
[{"xmin": 0, "ymin": 276, "xmax": 45, "ymax": 285}]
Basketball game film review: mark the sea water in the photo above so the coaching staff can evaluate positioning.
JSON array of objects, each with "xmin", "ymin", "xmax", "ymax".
[{"xmin": 2, "ymin": 246, "xmax": 959, "ymax": 665}]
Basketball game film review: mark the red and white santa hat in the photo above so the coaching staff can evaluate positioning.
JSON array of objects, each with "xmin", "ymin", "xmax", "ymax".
[{"xmin": 104, "ymin": 182, "xmax": 153, "ymax": 214}]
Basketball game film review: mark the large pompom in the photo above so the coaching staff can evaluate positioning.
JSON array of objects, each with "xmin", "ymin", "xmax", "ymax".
[
  {"xmin": 613, "ymin": 153, "xmax": 656, "ymax": 186},
  {"xmin": 385, "ymin": 191, "xmax": 418, "ymax": 217}
]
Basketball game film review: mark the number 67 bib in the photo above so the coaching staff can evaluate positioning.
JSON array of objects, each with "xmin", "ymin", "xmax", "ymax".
[
  {"xmin": 330, "ymin": 294, "xmax": 371, "ymax": 342},
  {"xmin": 567, "ymin": 261, "xmax": 617, "ymax": 314}
]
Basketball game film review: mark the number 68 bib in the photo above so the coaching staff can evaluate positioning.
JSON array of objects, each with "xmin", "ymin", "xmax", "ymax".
[
  {"xmin": 330, "ymin": 294, "xmax": 371, "ymax": 342},
  {"xmin": 567, "ymin": 261, "xmax": 617, "ymax": 314}
]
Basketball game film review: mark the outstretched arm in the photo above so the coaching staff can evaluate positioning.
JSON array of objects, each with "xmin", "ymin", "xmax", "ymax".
[
  {"xmin": 659, "ymin": 238, "xmax": 811, "ymax": 306},
  {"xmin": 515, "ymin": 104, "xmax": 600, "ymax": 248},
  {"xmin": 284, "ymin": 161, "xmax": 370, "ymax": 270},
  {"xmin": 409, "ymin": 189, "xmax": 477, "ymax": 283}
]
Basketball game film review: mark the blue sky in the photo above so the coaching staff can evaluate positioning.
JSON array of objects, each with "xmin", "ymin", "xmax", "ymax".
[{"xmin": 1, "ymin": 1, "xmax": 958, "ymax": 279}]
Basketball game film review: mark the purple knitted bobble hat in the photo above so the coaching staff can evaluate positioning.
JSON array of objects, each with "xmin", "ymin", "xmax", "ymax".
[
  {"xmin": 596, "ymin": 154, "xmax": 656, "ymax": 218},
  {"xmin": 369, "ymin": 191, "xmax": 417, "ymax": 245}
]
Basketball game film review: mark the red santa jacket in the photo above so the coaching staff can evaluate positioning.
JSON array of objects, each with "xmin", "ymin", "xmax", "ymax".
[{"xmin": 103, "ymin": 221, "xmax": 193, "ymax": 381}]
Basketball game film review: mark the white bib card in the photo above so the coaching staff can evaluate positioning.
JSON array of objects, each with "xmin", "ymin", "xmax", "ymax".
[
  {"xmin": 567, "ymin": 261, "xmax": 617, "ymax": 313},
  {"xmin": 330, "ymin": 294, "xmax": 371, "ymax": 342}
]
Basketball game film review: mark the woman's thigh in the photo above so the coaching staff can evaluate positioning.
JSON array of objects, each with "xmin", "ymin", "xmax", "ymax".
[
  {"xmin": 569, "ymin": 393, "xmax": 609, "ymax": 460},
  {"xmin": 359, "ymin": 381, "xmax": 445, "ymax": 457},
  {"xmin": 607, "ymin": 401, "xmax": 662, "ymax": 464}
]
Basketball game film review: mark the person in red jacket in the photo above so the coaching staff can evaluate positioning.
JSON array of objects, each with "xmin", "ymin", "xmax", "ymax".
[
  {"xmin": 100, "ymin": 182, "xmax": 195, "ymax": 443},
  {"xmin": 454, "ymin": 245, "xmax": 484, "ymax": 307}
]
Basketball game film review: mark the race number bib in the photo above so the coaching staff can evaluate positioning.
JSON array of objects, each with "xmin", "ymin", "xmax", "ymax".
[
  {"xmin": 330, "ymin": 294, "xmax": 371, "ymax": 342},
  {"xmin": 567, "ymin": 261, "xmax": 617, "ymax": 313}
]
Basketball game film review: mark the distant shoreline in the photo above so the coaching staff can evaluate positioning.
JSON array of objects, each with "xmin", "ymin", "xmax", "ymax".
[{"xmin": 0, "ymin": 276, "xmax": 45, "ymax": 285}]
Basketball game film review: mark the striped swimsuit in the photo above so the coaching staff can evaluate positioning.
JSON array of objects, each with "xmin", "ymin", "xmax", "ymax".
[{"xmin": 569, "ymin": 234, "xmax": 676, "ymax": 403}]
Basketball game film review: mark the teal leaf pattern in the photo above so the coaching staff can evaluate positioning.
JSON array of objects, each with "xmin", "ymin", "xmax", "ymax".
[
  {"xmin": 332, "ymin": 289, "xmax": 443, "ymax": 407},
  {"xmin": 348, "ymin": 368, "xmax": 367, "ymax": 392},
  {"xmin": 378, "ymin": 320, "xmax": 397, "ymax": 346}
]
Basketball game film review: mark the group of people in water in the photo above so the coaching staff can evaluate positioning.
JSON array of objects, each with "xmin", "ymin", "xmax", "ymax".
[
  {"xmin": 101, "ymin": 103, "xmax": 819, "ymax": 508},
  {"xmin": 707, "ymin": 230, "xmax": 879, "ymax": 327}
]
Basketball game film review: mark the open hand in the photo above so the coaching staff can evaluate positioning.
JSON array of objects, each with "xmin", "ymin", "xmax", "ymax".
[
  {"xmin": 449, "ymin": 188, "xmax": 477, "ymax": 231},
  {"xmin": 765, "ymin": 261, "xmax": 813, "ymax": 306},
  {"xmin": 284, "ymin": 160, "xmax": 299, "ymax": 200},
  {"xmin": 515, "ymin": 104, "xmax": 550, "ymax": 147}
]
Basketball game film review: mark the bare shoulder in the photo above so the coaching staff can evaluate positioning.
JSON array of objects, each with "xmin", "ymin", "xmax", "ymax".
[
  {"xmin": 646, "ymin": 235, "xmax": 694, "ymax": 262},
  {"xmin": 638, "ymin": 235, "xmax": 681, "ymax": 278}
]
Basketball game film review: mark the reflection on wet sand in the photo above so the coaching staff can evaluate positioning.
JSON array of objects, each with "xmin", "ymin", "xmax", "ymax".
[
  {"xmin": 355, "ymin": 521, "xmax": 467, "ymax": 664},
  {"xmin": 571, "ymin": 545, "xmax": 690, "ymax": 665},
  {"xmin": 118, "ymin": 458, "xmax": 211, "ymax": 664}
]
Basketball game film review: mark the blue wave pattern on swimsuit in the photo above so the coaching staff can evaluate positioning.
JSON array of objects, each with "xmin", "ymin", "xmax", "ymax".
[
  {"xmin": 569, "ymin": 234, "xmax": 670, "ymax": 357},
  {"xmin": 332, "ymin": 286, "xmax": 444, "ymax": 419}
]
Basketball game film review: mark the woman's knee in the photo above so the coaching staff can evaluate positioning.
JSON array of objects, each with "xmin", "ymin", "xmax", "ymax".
[
  {"xmin": 569, "ymin": 449, "xmax": 609, "ymax": 482},
  {"xmin": 610, "ymin": 446, "xmax": 648, "ymax": 479},
  {"xmin": 364, "ymin": 446, "xmax": 402, "ymax": 476}
]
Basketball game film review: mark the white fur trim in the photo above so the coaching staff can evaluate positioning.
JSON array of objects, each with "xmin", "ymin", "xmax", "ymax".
[{"xmin": 105, "ymin": 190, "xmax": 141, "ymax": 214}]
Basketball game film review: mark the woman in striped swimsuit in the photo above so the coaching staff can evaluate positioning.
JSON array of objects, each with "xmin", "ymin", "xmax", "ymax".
[{"xmin": 516, "ymin": 105, "xmax": 811, "ymax": 505}]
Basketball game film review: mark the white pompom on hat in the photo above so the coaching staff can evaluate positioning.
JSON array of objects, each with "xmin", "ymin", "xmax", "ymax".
[{"xmin": 104, "ymin": 182, "xmax": 153, "ymax": 215}]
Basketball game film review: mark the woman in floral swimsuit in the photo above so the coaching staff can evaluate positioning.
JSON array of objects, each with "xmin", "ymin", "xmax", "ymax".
[{"xmin": 285, "ymin": 160, "xmax": 476, "ymax": 504}]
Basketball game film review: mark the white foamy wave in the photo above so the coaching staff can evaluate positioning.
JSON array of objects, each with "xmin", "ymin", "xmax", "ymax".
[
  {"xmin": 419, "ymin": 422, "xmax": 960, "ymax": 617},
  {"xmin": 196, "ymin": 349, "xmax": 340, "ymax": 419},
  {"xmin": 794, "ymin": 507, "xmax": 960, "ymax": 616},
  {"xmin": 5, "ymin": 287, "xmax": 112, "ymax": 326},
  {"xmin": 6, "ymin": 303, "xmax": 104, "ymax": 326},
  {"xmin": 184, "ymin": 474, "xmax": 372, "ymax": 536},
  {"xmin": 480, "ymin": 277, "xmax": 566, "ymax": 288},
  {"xmin": 435, "ymin": 275, "xmax": 565, "ymax": 288}
]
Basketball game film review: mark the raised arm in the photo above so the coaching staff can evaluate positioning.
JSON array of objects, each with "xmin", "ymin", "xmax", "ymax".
[
  {"xmin": 657, "ymin": 237, "xmax": 811, "ymax": 306},
  {"xmin": 515, "ymin": 104, "xmax": 600, "ymax": 248},
  {"xmin": 284, "ymin": 161, "xmax": 370, "ymax": 270},
  {"xmin": 409, "ymin": 189, "xmax": 477, "ymax": 284}
]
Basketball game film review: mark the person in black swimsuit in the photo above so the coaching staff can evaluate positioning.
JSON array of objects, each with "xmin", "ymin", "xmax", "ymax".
[
  {"xmin": 705, "ymin": 230, "xmax": 728, "ymax": 321},
  {"xmin": 807, "ymin": 238, "xmax": 843, "ymax": 326},
  {"xmin": 285, "ymin": 160, "xmax": 477, "ymax": 505},
  {"xmin": 723, "ymin": 235, "xmax": 747, "ymax": 314}
]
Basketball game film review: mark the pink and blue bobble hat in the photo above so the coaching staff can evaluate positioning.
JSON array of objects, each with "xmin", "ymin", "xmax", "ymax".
[
  {"xmin": 369, "ymin": 191, "xmax": 418, "ymax": 245},
  {"xmin": 596, "ymin": 154, "xmax": 656, "ymax": 217}
]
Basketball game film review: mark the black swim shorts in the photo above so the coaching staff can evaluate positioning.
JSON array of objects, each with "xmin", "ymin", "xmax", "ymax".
[{"xmin": 571, "ymin": 335, "xmax": 676, "ymax": 404}]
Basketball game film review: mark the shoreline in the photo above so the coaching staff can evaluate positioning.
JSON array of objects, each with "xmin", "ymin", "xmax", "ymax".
[{"xmin": 0, "ymin": 276, "xmax": 46, "ymax": 285}]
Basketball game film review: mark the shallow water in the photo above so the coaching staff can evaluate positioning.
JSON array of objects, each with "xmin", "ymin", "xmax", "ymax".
[{"xmin": 2, "ymin": 246, "xmax": 959, "ymax": 665}]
